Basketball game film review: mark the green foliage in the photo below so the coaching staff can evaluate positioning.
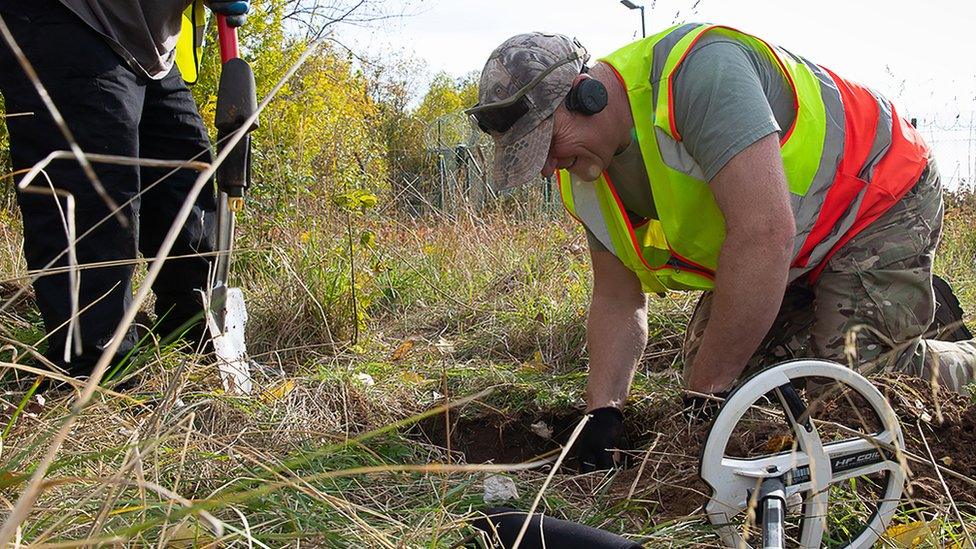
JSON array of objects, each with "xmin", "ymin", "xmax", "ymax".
[
  {"xmin": 374, "ymin": 68, "xmax": 480, "ymax": 198},
  {"xmin": 331, "ymin": 189, "xmax": 378, "ymax": 213},
  {"xmin": 935, "ymin": 188, "xmax": 976, "ymax": 317},
  {"xmin": 412, "ymin": 71, "xmax": 479, "ymax": 124},
  {"xmin": 189, "ymin": 0, "xmax": 386, "ymax": 236},
  {"xmin": 177, "ymin": 0, "xmax": 397, "ymax": 346}
]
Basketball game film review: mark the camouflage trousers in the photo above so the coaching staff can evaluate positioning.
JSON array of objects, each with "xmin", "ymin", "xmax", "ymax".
[{"xmin": 683, "ymin": 160, "xmax": 976, "ymax": 393}]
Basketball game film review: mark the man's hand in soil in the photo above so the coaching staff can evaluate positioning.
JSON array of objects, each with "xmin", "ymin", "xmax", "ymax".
[{"xmin": 576, "ymin": 407, "xmax": 629, "ymax": 472}]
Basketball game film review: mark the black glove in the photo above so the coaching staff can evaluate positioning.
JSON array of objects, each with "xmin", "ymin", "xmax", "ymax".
[
  {"xmin": 575, "ymin": 407, "xmax": 628, "ymax": 473},
  {"xmin": 470, "ymin": 507, "xmax": 642, "ymax": 549},
  {"xmin": 207, "ymin": 0, "xmax": 250, "ymax": 27},
  {"xmin": 681, "ymin": 392, "xmax": 728, "ymax": 424}
]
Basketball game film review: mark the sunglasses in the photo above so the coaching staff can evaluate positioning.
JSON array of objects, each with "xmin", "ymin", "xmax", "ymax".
[{"xmin": 467, "ymin": 44, "xmax": 586, "ymax": 135}]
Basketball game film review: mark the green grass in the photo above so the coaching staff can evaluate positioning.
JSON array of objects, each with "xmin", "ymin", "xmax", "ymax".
[{"xmin": 0, "ymin": 189, "xmax": 974, "ymax": 547}]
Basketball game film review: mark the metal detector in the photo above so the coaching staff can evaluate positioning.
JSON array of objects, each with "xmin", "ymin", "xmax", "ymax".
[
  {"xmin": 203, "ymin": 15, "xmax": 258, "ymax": 394},
  {"xmin": 700, "ymin": 360, "xmax": 907, "ymax": 548}
]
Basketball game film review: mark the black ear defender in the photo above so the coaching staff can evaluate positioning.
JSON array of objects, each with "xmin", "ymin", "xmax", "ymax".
[{"xmin": 565, "ymin": 74, "xmax": 608, "ymax": 116}]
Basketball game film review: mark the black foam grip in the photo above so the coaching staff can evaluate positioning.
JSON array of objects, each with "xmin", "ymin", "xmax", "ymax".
[{"xmin": 215, "ymin": 58, "xmax": 258, "ymax": 132}]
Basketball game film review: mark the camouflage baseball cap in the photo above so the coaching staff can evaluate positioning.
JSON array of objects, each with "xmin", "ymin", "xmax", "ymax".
[{"xmin": 469, "ymin": 33, "xmax": 587, "ymax": 191}]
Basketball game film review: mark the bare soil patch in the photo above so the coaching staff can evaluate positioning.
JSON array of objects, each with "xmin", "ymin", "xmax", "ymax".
[{"xmin": 414, "ymin": 375, "xmax": 976, "ymax": 523}]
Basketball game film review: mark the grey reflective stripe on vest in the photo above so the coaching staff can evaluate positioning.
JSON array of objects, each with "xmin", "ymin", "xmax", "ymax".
[
  {"xmin": 571, "ymin": 177, "xmax": 618, "ymax": 255},
  {"xmin": 655, "ymin": 126, "xmax": 707, "ymax": 179},
  {"xmin": 641, "ymin": 26, "xmax": 902, "ymax": 281},
  {"xmin": 651, "ymin": 23, "xmax": 701, "ymax": 106},
  {"xmin": 193, "ymin": 25, "xmax": 205, "ymax": 49},
  {"xmin": 788, "ymin": 56, "xmax": 846, "ymax": 270},
  {"xmin": 647, "ymin": 37, "xmax": 849, "ymax": 277},
  {"xmin": 190, "ymin": 0, "xmax": 205, "ymax": 48},
  {"xmin": 647, "ymin": 24, "xmax": 730, "ymax": 178},
  {"xmin": 789, "ymin": 189, "xmax": 870, "ymax": 280},
  {"xmin": 788, "ymin": 64, "xmax": 896, "ymax": 279},
  {"xmin": 858, "ymin": 89, "xmax": 893, "ymax": 182}
]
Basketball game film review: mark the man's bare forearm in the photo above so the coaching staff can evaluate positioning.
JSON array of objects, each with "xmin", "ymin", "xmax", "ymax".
[
  {"xmin": 684, "ymin": 133, "xmax": 797, "ymax": 394},
  {"xmin": 585, "ymin": 285, "xmax": 648, "ymax": 411},
  {"xmin": 684, "ymin": 232, "xmax": 791, "ymax": 393}
]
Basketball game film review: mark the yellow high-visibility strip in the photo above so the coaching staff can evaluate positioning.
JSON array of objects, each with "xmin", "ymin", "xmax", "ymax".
[{"xmin": 175, "ymin": 0, "xmax": 207, "ymax": 84}]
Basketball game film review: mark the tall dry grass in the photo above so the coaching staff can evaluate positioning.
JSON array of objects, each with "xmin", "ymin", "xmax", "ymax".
[{"xmin": 1, "ymin": 182, "xmax": 974, "ymax": 545}]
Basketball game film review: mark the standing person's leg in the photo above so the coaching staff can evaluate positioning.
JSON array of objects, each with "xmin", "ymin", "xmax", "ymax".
[
  {"xmin": 0, "ymin": 0, "xmax": 145, "ymax": 375},
  {"xmin": 137, "ymin": 64, "xmax": 216, "ymax": 347},
  {"xmin": 807, "ymin": 161, "xmax": 976, "ymax": 392}
]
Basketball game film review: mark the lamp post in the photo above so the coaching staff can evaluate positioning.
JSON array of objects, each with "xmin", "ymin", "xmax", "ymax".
[{"xmin": 620, "ymin": 0, "xmax": 646, "ymax": 38}]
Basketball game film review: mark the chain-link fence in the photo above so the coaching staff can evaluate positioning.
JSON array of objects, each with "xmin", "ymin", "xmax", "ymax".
[
  {"xmin": 915, "ymin": 112, "xmax": 976, "ymax": 192},
  {"xmin": 387, "ymin": 109, "xmax": 976, "ymax": 221},
  {"xmin": 390, "ymin": 110, "xmax": 562, "ymax": 221}
]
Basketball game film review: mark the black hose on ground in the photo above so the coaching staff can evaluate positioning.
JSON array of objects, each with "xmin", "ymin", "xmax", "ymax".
[{"xmin": 470, "ymin": 507, "xmax": 642, "ymax": 549}]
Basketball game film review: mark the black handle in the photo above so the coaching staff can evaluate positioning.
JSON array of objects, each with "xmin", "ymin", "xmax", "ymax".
[{"xmin": 215, "ymin": 57, "xmax": 258, "ymax": 198}]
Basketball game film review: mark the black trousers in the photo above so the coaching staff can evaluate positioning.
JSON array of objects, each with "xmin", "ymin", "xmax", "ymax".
[{"xmin": 0, "ymin": 0, "xmax": 216, "ymax": 375}]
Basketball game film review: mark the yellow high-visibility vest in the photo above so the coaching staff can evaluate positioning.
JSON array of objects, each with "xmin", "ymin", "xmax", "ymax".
[
  {"xmin": 559, "ymin": 23, "xmax": 927, "ymax": 293},
  {"xmin": 175, "ymin": 0, "xmax": 207, "ymax": 84}
]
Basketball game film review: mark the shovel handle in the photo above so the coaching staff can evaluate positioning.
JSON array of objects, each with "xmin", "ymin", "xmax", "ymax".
[{"xmin": 216, "ymin": 15, "xmax": 239, "ymax": 63}]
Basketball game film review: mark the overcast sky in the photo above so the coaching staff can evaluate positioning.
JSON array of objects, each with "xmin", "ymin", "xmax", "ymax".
[
  {"xmin": 337, "ymin": 0, "xmax": 975, "ymax": 112},
  {"xmin": 335, "ymin": 0, "xmax": 976, "ymax": 184}
]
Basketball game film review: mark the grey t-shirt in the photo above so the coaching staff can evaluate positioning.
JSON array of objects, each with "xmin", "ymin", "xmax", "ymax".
[
  {"xmin": 59, "ymin": 0, "xmax": 192, "ymax": 80},
  {"xmin": 606, "ymin": 128, "xmax": 657, "ymax": 223},
  {"xmin": 586, "ymin": 33, "xmax": 795, "ymax": 250}
]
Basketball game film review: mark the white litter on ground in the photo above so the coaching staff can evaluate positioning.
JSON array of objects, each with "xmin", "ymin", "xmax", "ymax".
[{"xmin": 483, "ymin": 474, "xmax": 519, "ymax": 505}]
